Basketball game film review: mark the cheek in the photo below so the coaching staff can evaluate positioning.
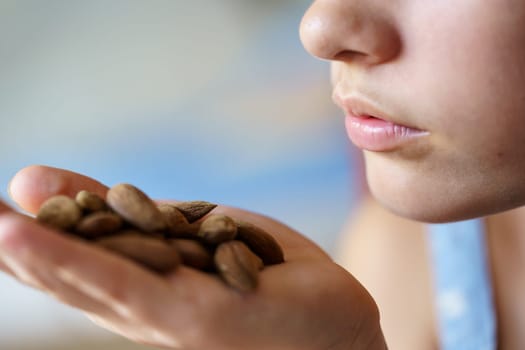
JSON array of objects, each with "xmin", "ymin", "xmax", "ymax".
[
  {"xmin": 363, "ymin": 127, "xmax": 525, "ymax": 223},
  {"xmin": 402, "ymin": 0, "xmax": 525, "ymax": 133}
]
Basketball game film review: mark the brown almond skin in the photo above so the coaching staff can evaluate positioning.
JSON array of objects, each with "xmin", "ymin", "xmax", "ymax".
[
  {"xmin": 170, "ymin": 239, "xmax": 213, "ymax": 270},
  {"xmin": 214, "ymin": 241, "xmax": 262, "ymax": 292},
  {"xmin": 174, "ymin": 201, "xmax": 217, "ymax": 223},
  {"xmin": 158, "ymin": 204, "xmax": 194, "ymax": 238},
  {"xmin": 37, "ymin": 195, "xmax": 82, "ymax": 231},
  {"xmin": 236, "ymin": 221, "xmax": 284, "ymax": 265},
  {"xmin": 75, "ymin": 212, "xmax": 123, "ymax": 239},
  {"xmin": 95, "ymin": 232, "xmax": 181, "ymax": 273},
  {"xmin": 106, "ymin": 183, "xmax": 167, "ymax": 233},
  {"xmin": 198, "ymin": 214, "xmax": 237, "ymax": 245},
  {"xmin": 75, "ymin": 190, "xmax": 108, "ymax": 213}
]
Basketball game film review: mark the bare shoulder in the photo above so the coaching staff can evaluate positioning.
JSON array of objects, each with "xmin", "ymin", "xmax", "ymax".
[{"xmin": 335, "ymin": 196, "xmax": 437, "ymax": 350}]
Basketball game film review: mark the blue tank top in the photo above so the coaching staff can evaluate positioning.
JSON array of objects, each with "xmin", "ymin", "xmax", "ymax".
[{"xmin": 427, "ymin": 219, "xmax": 497, "ymax": 350}]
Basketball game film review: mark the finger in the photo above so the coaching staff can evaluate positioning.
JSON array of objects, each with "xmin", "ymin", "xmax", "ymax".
[
  {"xmin": 0, "ymin": 212, "xmax": 117, "ymax": 315},
  {"xmin": 0, "ymin": 212, "xmax": 171, "ymax": 320},
  {"xmin": 85, "ymin": 313, "xmax": 175, "ymax": 349},
  {"xmin": 0, "ymin": 211, "xmax": 236, "ymax": 348},
  {"xmin": 82, "ymin": 268, "xmax": 230, "ymax": 350},
  {"xmin": 0, "ymin": 249, "xmax": 114, "ymax": 315},
  {"xmin": 0, "ymin": 201, "xmax": 15, "ymax": 273},
  {"xmin": 0, "ymin": 212, "xmax": 141, "ymax": 334},
  {"xmin": 0, "ymin": 199, "xmax": 11, "ymax": 213},
  {"xmin": 9, "ymin": 165, "xmax": 108, "ymax": 214},
  {"xmin": 0, "ymin": 257, "xmax": 14, "ymax": 275}
]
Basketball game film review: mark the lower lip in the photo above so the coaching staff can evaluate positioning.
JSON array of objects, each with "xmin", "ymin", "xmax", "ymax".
[{"xmin": 345, "ymin": 114, "xmax": 428, "ymax": 152}]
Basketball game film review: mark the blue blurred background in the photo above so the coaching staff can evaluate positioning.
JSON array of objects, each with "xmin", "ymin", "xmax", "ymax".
[{"xmin": 0, "ymin": 1, "xmax": 360, "ymax": 348}]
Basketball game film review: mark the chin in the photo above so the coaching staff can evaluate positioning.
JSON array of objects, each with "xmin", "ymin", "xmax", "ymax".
[
  {"xmin": 361, "ymin": 140, "xmax": 525, "ymax": 222},
  {"xmin": 372, "ymin": 192, "xmax": 468, "ymax": 223},
  {"xmin": 365, "ymin": 163, "xmax": 492, "ymax": 224},
  {"xmin": 369, "ymin": 187, "xmax": 458, "ymax": 223},
  {"xmin": 368, "ymin": 174, "xmax": 525, "ymax": 224}
]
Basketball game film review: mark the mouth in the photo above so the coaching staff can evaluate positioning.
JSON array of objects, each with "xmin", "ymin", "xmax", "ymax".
[{"xmin": 332, "ymin": 92, "xmax": 429, "ymax": 152}]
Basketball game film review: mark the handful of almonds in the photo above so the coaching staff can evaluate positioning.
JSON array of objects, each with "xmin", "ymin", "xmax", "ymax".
[{"xmin": 36, "ymin": 183, "xmax": 285, "ymax": 292}]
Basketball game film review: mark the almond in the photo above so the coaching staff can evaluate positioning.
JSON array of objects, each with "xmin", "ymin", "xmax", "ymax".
[
  {"xmin": 174, "ymin": 201, "xmax": 217, "ymax": 223},
  {"xmin": 106, "ymin": 183, "xmax": 167, "ymax": 233},
  {"xmin": 37, "ymin": 195, "xmax": 82, "ymax": 231},
  {"xmin": 198, "ymin": 214, "xmax": 237, "ymax": 245},
  {"xmin": 95, "ymin": 231, "xmax": 180, "ymax": 273},
  {"xmin": 236, "ymin": 220, "xmax": 284, "ymax": 265},
  {"xmin": 75, "ymin": 212, "xmax": 123, "ymax": 238},
  {"xmin": 214, "ymin": 241, "xmax": 262, "ymax": 292}
]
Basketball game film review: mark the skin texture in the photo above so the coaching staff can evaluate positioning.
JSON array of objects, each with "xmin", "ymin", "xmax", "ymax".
[
  {"xmin": 300, "ymin": 1, "xmax": 525, "ymax": 348},
  {"xmin": 0, "ymin": 166, "xmax": 386, "ymax": 350},
  {"xmin": 2, "ymin": 1, "xmax": 525, "ymax": 349},
  {"xmin": 301, "ymin": 0, "xmax": 525, "ymax": 223}
]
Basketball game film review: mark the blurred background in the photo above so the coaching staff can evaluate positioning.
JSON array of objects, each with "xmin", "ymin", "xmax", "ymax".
[{"xmin": 0, "ymin": 1, "xmax": 361, "ymax": 349}]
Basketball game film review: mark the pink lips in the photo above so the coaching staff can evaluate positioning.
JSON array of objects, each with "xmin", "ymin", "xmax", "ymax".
[
  {"xmin": 345, "ymin": 114, "xmax": 428, "ymax": 151},
  {"xmin": 334, "ymin": 94, "xmax": 428, "ymax": 152}
]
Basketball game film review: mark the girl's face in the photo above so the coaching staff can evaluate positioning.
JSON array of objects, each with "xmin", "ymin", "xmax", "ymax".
[{"xmin": 300, "ymin": 0, "xmax": 525, "ymax": 222}]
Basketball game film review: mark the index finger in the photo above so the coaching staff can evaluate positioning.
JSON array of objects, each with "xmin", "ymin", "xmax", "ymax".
[
  {"xmin": 9, "ymin": 165, "xmax": 108, "ymax": 214},
  {"xmin": 0, "ymin": 200, "xmax": 10, "ymax": 213}
]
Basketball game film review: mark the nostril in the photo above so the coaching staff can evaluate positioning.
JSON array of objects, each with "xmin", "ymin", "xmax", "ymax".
[{"xmin": 333, "ymin": 50, "xmax": 368, "ymax": 63}]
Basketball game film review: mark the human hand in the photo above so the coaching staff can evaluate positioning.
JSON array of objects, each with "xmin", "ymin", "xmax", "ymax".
[{"xmin": 0, "ymin": 165, "xmax": 386, "ymax": 350}]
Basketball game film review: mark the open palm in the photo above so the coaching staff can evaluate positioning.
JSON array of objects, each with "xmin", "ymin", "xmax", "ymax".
[{"xmin": 0, "ymin": 166, "xmax": 385, "ymax": 350}]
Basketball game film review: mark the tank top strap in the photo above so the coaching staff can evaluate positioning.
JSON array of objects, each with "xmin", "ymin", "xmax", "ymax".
[{"xmin": 427, "ymin": 218, "xmax": 497, "ymax": 350}]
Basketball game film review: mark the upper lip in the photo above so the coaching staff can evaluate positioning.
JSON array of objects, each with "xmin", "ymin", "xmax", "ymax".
[{"xmin": 332, "ymin": 89, "xmax": 424, "ymax": 131}]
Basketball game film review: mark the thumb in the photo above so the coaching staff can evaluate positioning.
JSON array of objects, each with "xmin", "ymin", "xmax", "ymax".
[{"xmin": 8, "ymin": 165, "xmax": 108, "ymax": 214}]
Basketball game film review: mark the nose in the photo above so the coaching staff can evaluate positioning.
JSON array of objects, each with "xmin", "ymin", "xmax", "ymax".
[{"xmin": 300, "ymin": 1, "xmax": 401, "ymax": 65}]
